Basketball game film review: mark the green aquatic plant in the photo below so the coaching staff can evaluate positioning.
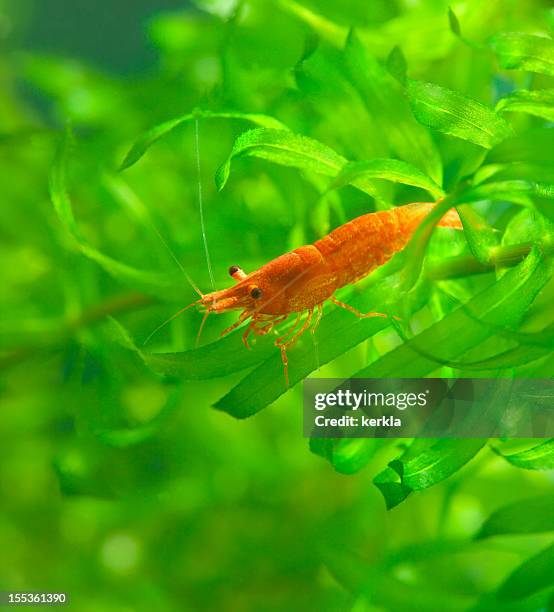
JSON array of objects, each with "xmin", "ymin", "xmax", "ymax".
[{"xmin": 2, "ymin": 1, "xmax": 554, "ymax": 609}]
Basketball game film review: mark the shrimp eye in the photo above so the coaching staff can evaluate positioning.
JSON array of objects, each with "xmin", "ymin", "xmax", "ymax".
[
  {"xmin": 228, "ymin": 265, "xmax": 240, "ymax": 277},
  {"xmin": 250, "ymin": 287, "xmax": 262, "ymax": 299}
]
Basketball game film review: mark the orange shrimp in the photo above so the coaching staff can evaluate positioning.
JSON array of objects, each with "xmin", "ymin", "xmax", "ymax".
[{"xmin": 193, "ymin": 201, "xmax": 463, "ymax": 386}]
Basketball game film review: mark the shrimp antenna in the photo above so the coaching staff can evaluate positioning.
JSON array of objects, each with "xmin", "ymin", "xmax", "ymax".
[
  {"xmin": 143, "ymin": 299, "xmax": 200, "ymax": 346},
  {"xmin": 105, "ymin": 173, "xmax": 204, "ymax": 298},
  {"xmin": 147, "ymin": 221, "xmax": 203, "ymax": 298},
  {"xmin": 195, "ymin": 310, "xmax": 210, "ymax": 348},
  {"xmin": 194, "ymin": 115, "xmax": 216, "ymax": 295}
]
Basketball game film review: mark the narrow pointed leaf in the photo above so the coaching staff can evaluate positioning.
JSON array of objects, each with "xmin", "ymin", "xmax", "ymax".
[
  {"xmin": 490, "ymin": 32, "xmax": 554, "ymax": 76},
  {"xmin": 107, "ymin": 316, "xmax": 276, "ymax": 380},
  {"xmin": 386, "ymin": 46, "xmax": 407, "ymax": 85},
  {"xmin": 216, "ymin": 128, "xmax": 388, "ymax": 198},
  {"xmin": 486, "ymin": 127, "xmax": 554, "ymax": 165},
  {"xmin": 456, "ymin": 204, "xmax": 499, "ymax": 264},
  {"xmin": 373, "ymin": 467, "xmax": 413, "ymax": 509},
  {"xmin": 355, "ymin": 248, "xmax": 552, "ymax": 379},
  {"xmin": 395, "ymin": 193, "xmax": 460, "ymax": 291},
  {"xmin": 145, "ymin": 331, "xmax": 277, "ymax": 379},
  {"xmin": 120, "ymin": 110, "xmax": 287, "ymax": 170},
  {"xmin": 389, "ymin": 439, "xmax": 485, "ymax": 494},
  {"xmin": 498, "ymin": 543, "xmax": 554, "ymax": 600},
  {"xmin": 50, "ymin": 132, "xmax": 184, "ymax": 299},
  {"xmin": 374, "ymin": 437, "xmax": 485, "ymax": 510},
  {"xmin": 344, "ymin": 33, "xmax": 443, "ymax": 185},
  {"xmin": 215, "ymin": 128, "xmax": 346, "ymax": 191},
  {"xmin": 460, "ymin": 179, "xmax": 536, "ymax": 205},
  {"xmin": 407, "ymin": 80, "xmax": 513, "ymax": 148},
  {"xmin": 495, "ymin": 438, "xmax": 554, "ymax": 470},
  {"xmin": 496, "ymin": 89, "xmax": 554, "ymax": 121},
  {"xmin": 477, "ymin": 495, "xmax": 554, "ymax": 539},
  {"xmin": 310, "ymin": 437, "xmax": 378, "ymax": 475},
  {"xmin": 331, "ymin": 159, "xmax": 444, "ymax": 199},
  {"xmin": 448, "ymin": 7, "xmax": 462, "ymax": 38}
]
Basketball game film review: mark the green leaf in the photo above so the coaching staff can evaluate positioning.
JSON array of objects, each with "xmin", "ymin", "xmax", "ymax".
[
  {"xmin": 294, "ymin": 45, "xmax": 394, "ymax": 202},
  {"xmin": 450, "ymin": 341, "xmax": 551, "ymax": 371},
  {"xmin": 386, "ymin": 317, "xmax": 554, "ymax": 371},
  {"xmin": 490, "ymin": 32, "xmax": 554, "ymax": 76},
  {"xmin": 120, "ymin": 109, "xmax": 288, "ymax": 170},
  {"xmin": 50, "ymin": 131, "xmax": 183, "ymax": 299},
  {"xmin": 475, "ymin": 163, "xmax": 554, "ymax": 192},
  {"xmin": 215, "ymin": 128, "xmax": 347, "ymax": 191},
  {"xmin": 446, "ymin": 8, "xmax": 482, "ymax": 51},
  {"xmin": 215, "ymin": 128, "xmax": 400, "ymax": 201},
  {"xmin": 310, "ymin": 437, "xmax": 378, "ymax": 475},
  {"xmin": 456, "ymin": 204, "xmax": 499, "ymax": 264},
  {"xmin": 477, "ymin": 495, "xmax": 554, "ymax": 539},
  {"xmin": 385, "ymin": 45, "xmax": 407, "ymax": 85},
  {"xmin": 330, "ymin": 158, "xmax": 445, "ymax": 200},
  {"xmin": 496, "ymin": 89, "xmax": 554, "ymax": 121},
  {"xmin": 460, "ymin": 179, "xmax": 536, "ymax": 206},
  {"xmin": 502, "ymin": 207, "xmax": 554, "ymax": 249},
  {"xmin": 355, "ymin": 247, "xmax": 553, "ymax": 379},
  {"xmin": 498, "ymin": 543, "xmax": 554, "ymax": 600},
  {"xmin": 495, "ymin": 438, "xmax": 554, "ymax": 470},
  {"xmin": 486, "ymin": 127, "xmax": 554, "ymax": 165},
  {"xmin": 105, "ymin": 315, "xmax": 276, "ymax": 381},
  {"xmin": 144, "ymin": 331, "xmax": 277, "ymax": 380},
  {"xmin": 373, "ymin": 466, "xmax": 413, "ymax": 509},
  {"xmin": 395, "ymin": 193, "xmax": 461, "ymax": 291},
  {"xmin": 448, "ymin": 7, "xmax": 462, "ymax": 38},
  {"xmin": 407, "ymin": 80, "xmax": 513, "ymax": 148},
  {"xmin": 344, "ymin": 32, "xmax": 443, "ymax": 185},
  {"xmin": 375, "ymin": 439, "xmax": 486, "ymax": 510}
]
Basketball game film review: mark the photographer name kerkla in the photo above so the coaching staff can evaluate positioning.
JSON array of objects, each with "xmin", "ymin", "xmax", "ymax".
[{"xmin": 314, "ymin": 415, "xmax": 402, "ymax": 428}]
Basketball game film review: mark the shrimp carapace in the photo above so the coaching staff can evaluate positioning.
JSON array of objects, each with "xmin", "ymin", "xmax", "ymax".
[{"xmin": 195, "ymin": 201, "xmax": 463, "ymax": 386}]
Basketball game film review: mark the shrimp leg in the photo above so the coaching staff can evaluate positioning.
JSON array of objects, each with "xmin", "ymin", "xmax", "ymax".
[
  {"xmin": 221, "ymin": 311, "xmax": 251, "ymax": 337},
  {"xmin": 276, "ymin": 308, "xmax": 314, "ymax": 387},
  {"xmin": 242, "ymin": 314, "xmax": 287, "ymax": 349},
  {"xmin": 330, "ymin": 296, "xmax": 391, "ymax": 320},
  {"xmin": 275, "ymin": 312, "xmax": 303, "ymax": 345},
  {"xmin": 310, "ymin": 303, "xmax": 324, "ymax": 371},
  {"xmin": 242, "ymin": 319, "xmax": 258, "ymax": 349},
  {"xmin": 257, "ymin": 314, "xmax": 288, "ymax": 335},
  {"xmin": 311, "ymin": 303, "xmax": 324, "ymax": 337}
]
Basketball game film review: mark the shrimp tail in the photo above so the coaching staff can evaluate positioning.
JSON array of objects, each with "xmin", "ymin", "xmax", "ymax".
[{"xmin": 438, "ymin": 207, "xmax": 464, "ymax": 230}]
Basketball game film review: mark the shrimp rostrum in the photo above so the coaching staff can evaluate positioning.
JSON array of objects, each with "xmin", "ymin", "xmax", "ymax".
[{"xmin": 191, "ymin": 201, "xmax": 462, "ymax": 386}]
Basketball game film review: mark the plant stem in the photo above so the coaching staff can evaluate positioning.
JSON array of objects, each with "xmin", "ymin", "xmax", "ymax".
[
  {"xmin": 0, "ymin": 292, "xmax": 155, "ymax": 369},
  {"xmin": 427, "ymin": 240, "xmax": 554, "ymax": 280},
  {"xmin": 66, "ymin": 292, "xmax": 154, "ymax": 330}
]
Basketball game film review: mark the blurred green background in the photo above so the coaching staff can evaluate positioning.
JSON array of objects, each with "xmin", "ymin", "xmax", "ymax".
[{"xmin": 1, "ymin": 0, "xmax": 554, "ymax": 610}]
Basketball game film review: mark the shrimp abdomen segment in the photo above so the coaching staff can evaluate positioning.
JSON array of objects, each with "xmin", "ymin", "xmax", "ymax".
[
  {"xmin": 314, "ymin": 207, "xmax": 404, "ymax": 287},
  {"xmin": 313, "ymin": 202, "xmax": 457, "ymax": 289}
]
